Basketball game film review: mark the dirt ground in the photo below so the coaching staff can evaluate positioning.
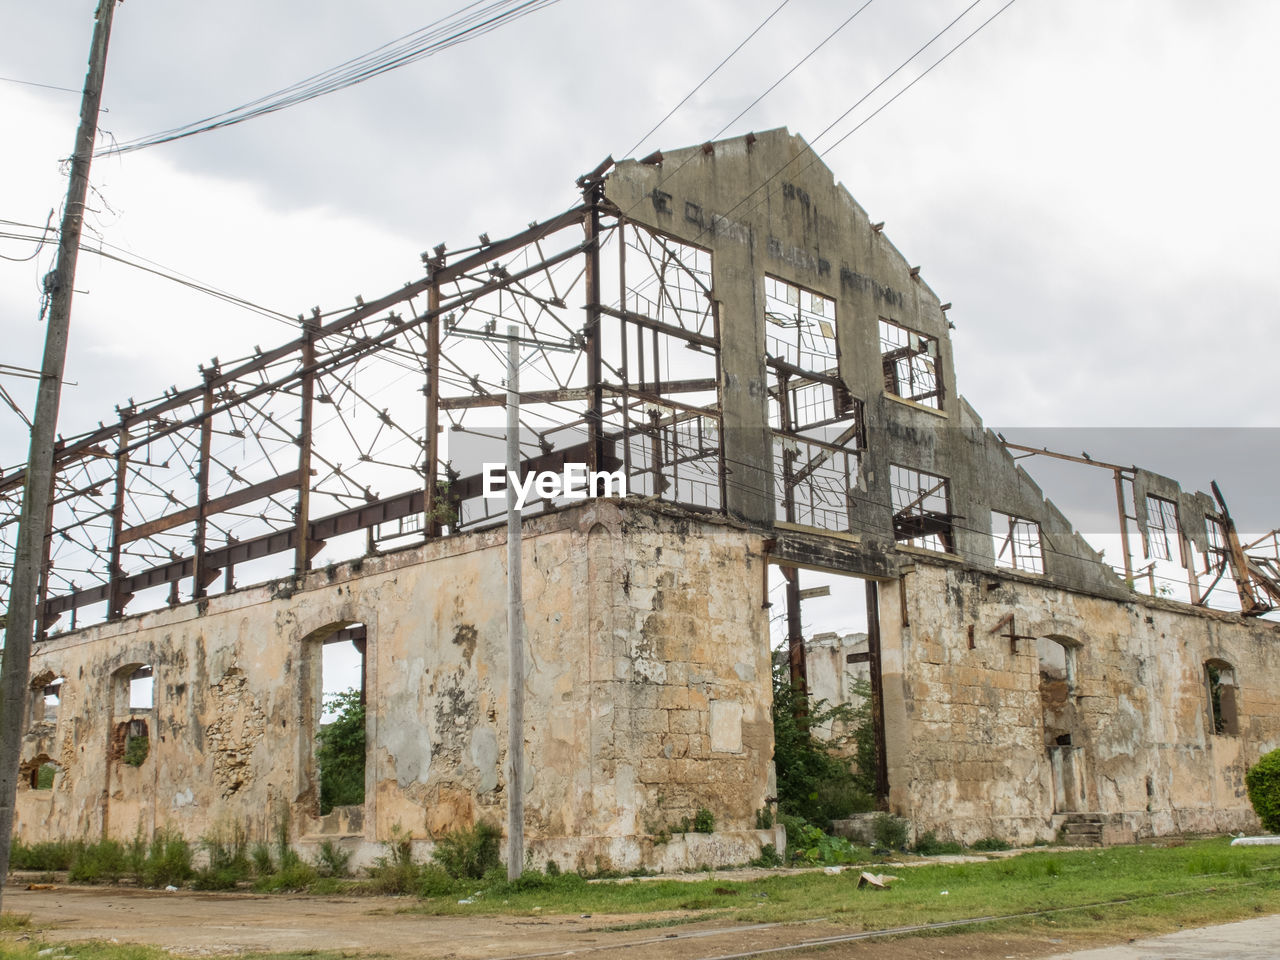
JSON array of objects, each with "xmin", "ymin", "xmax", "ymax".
[{"xmin": 3, "ymin": 884, "xmax": 1113, "ymax": 960}]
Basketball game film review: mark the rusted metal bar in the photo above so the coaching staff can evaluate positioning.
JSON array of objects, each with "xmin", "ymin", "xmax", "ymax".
[
  {"xmin": 1212, "ymin": 480, "xmax": 1268, "ymax": 615},
  {"xmin": 424, "ymin": 278, "xmax": 441, "ymax": 537},
  {"xmin": 192, "ymin": 372, "xmax": 216, "ymax": 598},
  {"xmin": 782, "ymin": 565, "xmax": 806, "ymax": 700},
  {"xmin": 596, "ymin": 305, "xmax": 718, "ymax": 350},
  {"xmin": 43, "ymin": 441, "xmax": 618, "ymax": 619},
  {"xmin": 106, "ymin": 416, "xmax": 129, "ymax": 619},
  {"xmin": 584, "ymin": 185, "xmax": 604, "ymax": 472},
  {"xmin": 0, "ymin": 207, "xmax": 591, "ymax": 494},
  {"xmin": 119, "ymin": 471, "xmax": 300, "ymax": 543},
  {"xmin": 295, "ymin": 322, "xmax": 316, "ymax": 576},
  {"xmin": 864, "ymin": 579, "xmax": 889, "ymax": 802}
]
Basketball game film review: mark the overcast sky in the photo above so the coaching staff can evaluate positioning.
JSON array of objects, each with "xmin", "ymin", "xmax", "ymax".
[{"xmin": 3, "ymin": 0, "xmax": 1277, "ymax": 537}]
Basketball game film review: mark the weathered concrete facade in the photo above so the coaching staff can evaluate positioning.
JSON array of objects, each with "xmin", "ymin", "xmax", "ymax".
[
  {"xmin": 18, "ymin": 503, "xmax": 778, "ymax": 869},
  {"xmin": 10, "ymin": 128, "xmax": 1278, "ymax": 863}
]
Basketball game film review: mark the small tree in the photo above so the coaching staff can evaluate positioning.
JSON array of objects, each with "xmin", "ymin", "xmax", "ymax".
[
  {"xmin": 771, "ymin": 659, "xmax": 875, "ymax": 827},
  {"xmin": 317, "ymin": 689, "xmax": 365, "ymax": 814},
  {"xmin": 1246, "ymin": 747, "xmax": 1280, "ymax": 833}
]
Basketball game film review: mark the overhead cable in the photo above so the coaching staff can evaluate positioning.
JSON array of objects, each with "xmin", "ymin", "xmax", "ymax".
[{"xmin": 98, "ymin": 0, "xmax": 563, "ymax": 157}]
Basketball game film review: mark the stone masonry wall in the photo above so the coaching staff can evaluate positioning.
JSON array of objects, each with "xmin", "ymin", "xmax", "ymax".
[
  {"xmin": 878, "ymin": 559, "xmax": 1280, "ymax": 845},
  {"xmin": 15, "ymin": 501, "xmax": 776, "ymax": 872}
]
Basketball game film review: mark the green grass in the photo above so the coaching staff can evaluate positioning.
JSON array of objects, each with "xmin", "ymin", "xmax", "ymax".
[{"xmin": 400, "ymin": 837, "xmax": 1280, "ymax": 941}]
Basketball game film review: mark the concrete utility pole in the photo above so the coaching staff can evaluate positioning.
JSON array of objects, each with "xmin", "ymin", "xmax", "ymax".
[
  {"xmin": 505, "ymin": 325, "xmax": 525, "ymax": 880},
  {"xmin": 0, "ymin": 0, "xmax": 119, "ymax": 911}
]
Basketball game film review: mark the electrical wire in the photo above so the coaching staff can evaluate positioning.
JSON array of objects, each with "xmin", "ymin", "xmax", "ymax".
[
  {"xmin": 98, "ymin": 0, "xmax": 563, "ymax": 157},
  {"xmin": 0, "ymin": 75, "xmax": 80, "ymax": 94},
  {"xmin": 620, "ymin": 0, "xmax": 794, "ymax": 161}
]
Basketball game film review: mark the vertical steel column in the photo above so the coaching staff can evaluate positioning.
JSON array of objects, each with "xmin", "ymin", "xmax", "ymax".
[
  {"xmin": 295, "ymin": 321, "xmax": 317, "ymax": 576},
  {"xmin": 106, "ymin": 415, "xmax": 129, "ymax": 619},
  {"xmin": 35, "ymin": 469, "xmax": 55, "ymax": 639},
  {"xmin": 505, "ymin": 325, "xmax": 525, "ymax": 880},
  {"xmin": 583, "ymin": 186, "xmax": 604, "ymax": 473},
  {"xmin": 864, "ymin": 580, "xmax": 890, "ymax": 802},
  {"xmin": 782, "ymin": 565, "xmax": 807, "ymax": 700},
  {"xmin": 424, "ymin": 279, "xmax": 441, "ymax": 537},
  {"xmin": 192, "ymin": 371, "xmax": 215, "ymax": 599}
]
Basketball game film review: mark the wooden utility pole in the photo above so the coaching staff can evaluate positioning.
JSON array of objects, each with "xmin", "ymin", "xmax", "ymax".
[{"xmin": 0, "ymin": 0, "xmax": 118, "ymax": 910}]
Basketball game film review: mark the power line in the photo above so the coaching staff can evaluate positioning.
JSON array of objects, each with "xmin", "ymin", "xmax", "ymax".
[
  {"xmin": 99, "ymin": 0, "xmax": 563, "ymax": 157},
  {"xmin": 620, "ymin": 0, "xmax": 794, "ymax": 161},
  {"xmin": 0, "ymin": 75, "xmax": 80, "ymax": 95}
]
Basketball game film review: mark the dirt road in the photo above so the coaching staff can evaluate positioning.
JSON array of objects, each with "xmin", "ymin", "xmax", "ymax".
[{"xmin": 5, "ymin": 884, "xmax": 1097, "ymax": 959}]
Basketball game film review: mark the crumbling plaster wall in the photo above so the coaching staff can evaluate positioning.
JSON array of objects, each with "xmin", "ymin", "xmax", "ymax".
[
  {"xmin": 877, "ymin": 559, "xmax": 1280, "ymax": 845},
  {"xmin": 15, "ymin": 501, "xmax": 775, "ymax": 871}
]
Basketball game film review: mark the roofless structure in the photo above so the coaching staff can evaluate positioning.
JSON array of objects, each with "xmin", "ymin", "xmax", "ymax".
[{"xmin": 4, "ymin": 130, "xmax": 1278, "ymax": 868}]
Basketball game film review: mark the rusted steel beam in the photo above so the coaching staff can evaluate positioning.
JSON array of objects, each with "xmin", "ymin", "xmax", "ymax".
[
  {"xmin": 192, "ymin": 373, "xmax": 216, "ymax": 599},
  {"xmin": 584, "ymin": 187, "xmax": 604, "ymax": 472},
  {"xmin": 424, "ymin": 278, "xmax": 441, "ymax": 537},
  {"xmin": 1213, "ymin": 480, "xmax": 1269, "ymax": 615},
  {"xmin": 1000, "ymin": 440, "xmax": 1133, "ymax": 474},
  {"xmin": 295, "ymin": 323, "xmax": 317, "ymax": 576},
  {"xmin": 1, "ymin": 206, "xmax": 590, "ymax": 492},
  {"xmin": 106, "ymin": 417, "xmax": 130, "ymax": 620},
  {"xmin": 864, "ymin": 580, "xmax": 889, "ymax": 802},
  {"xmin": 438, "ymin": 379, "xmax": 718, "ymax": 411},
  {"xmin": 42, "ymin": 441, "xmax": 618, "ymax": 620},
  {"xmin": 118, "ymin": 471, "xmax": 301, "ymax": 544},
  {"xmin": 596, "ymin": 304, "xmax": 718, "ymax": 350}
]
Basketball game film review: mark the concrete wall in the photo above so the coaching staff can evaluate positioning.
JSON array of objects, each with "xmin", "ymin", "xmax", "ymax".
[
  {"xmin": 16, "ymin": 501, "xmax": 778, "ymax": 872},
  {"xmin": 877, "ymin": 559, "xmax": 1280, "ymax": 844}
]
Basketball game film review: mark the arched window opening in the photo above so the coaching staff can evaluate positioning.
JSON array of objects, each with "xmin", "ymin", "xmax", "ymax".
[
  {"xmin": 1205, "ymin": 660, "xmax": 1239, "ymax": 736},
  {"xmin": 30, "ymin": 760, "xmax": 58, "ymax": 790},
  {"xmin": 111, "ymin": 664, "xmax": 153, "ymax": 767}
]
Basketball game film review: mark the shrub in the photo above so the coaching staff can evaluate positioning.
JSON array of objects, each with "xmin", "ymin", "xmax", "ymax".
[
  {"xmin": 138, "ymin": 830, "xmax": 193, "ymax": 888},
  {"xmin": 369, "ymin": 827, "xmax": 420, "ymax": 894},
  {"xmin": 194, "ymin": 822, "xmax": 251, "ymax": 890},
  {"xmin": 1245, "ymin": 747, "xmax": 1280, "ymax": 833},
  {"xmin": 432, "ymin": 822, "xmax": 501, "ymax": 880},
  {"xmin": 871, "ymin": 813, "xmax": 908, "ymax": 851},
  {"xmin": 68, "ymin": 839, "xmax": 129, "ymax": 883},
  {"xmin": 692, "ymin": 808, "xmax": 715, "ymax": 833},
  {"xmin": 250, "ymin": 843, "xmax": 274, "ymax": 877},
  {"xmin": 123, "ymin": 734, "xmax": 149, "ymax": 767},
  {"xmin": 755, "ymin": 807, "xmax": 774, "ymax": 830},
  {"xmin": 9, "ymin": 840, "xmax": 81, "ymax": 871},
  {"xmin": 772, "ymin": 666, "xmax": 876, "ymax": 827},
  {"xmin": 750, "ymin": 843, "xmax": 783, "ymax": 868},
  {"xmin": 913, "ymin": 831, "xmax": 963, "ymax": 856},
  {"xmin": 316, "ymin": 839, "xmax": 351, "ymax": 878},
  {"xmin": 971, "ymin": 836, "xmax": 1012, "ymax": 852},
  {"xmin": 417, "ymin": 864, "xmax": 462, "ymax": 897}
]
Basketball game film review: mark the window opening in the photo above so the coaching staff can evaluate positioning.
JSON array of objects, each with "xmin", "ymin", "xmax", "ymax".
[
  {"xmin": 992, "ymin": 511, "xmax": 1044, "ymax": 574},
  {"xmin": 1205, "ymin": 660, "xmax": 1239, "ymax": 736},
  {"xmin": 764, "ymin": 276, "xmax": 862, "ymax": 533},
  {"xmin": 30, "ymin": 761, "xmax": 58, "ymax": 790},
  {"xmin": 1145, "ymin": 495, "xmax": 1180, "ymax": 561},
  {"xmin": 765, "ymin": 276, "xmax": 838, "ymax": 373},
  {"xmin": 317, "ymin": 624, "xmax": 367, "ymax": 815},
  {"xmin": 879, "ymin": 318, "xmax": 942, "ymax": 409},
  {"xmin": 890, "ymin": 465, "xmax": 954, "ymax": 552},
  {"xmin": 128, "ymin": 665, "xmax": 153, "ymax": 710}
]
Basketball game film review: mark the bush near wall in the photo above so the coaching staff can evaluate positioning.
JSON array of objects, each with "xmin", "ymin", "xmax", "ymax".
[{"xmin": 1246, "ymin": 747, "xmax": 1280, "ymax": 833}]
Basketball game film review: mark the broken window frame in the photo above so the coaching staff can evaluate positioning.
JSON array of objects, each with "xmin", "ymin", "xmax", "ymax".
[
  {"xmin": 1204, "ymin": 659, "xmax": 1239, "ymax": 736},
  {"xmin": 1144, "ymin": 495, "xmax": 1181, "ymax": 563},
  {"xmin": 991, "ymin": 510, "xmax": 1045, "ymax": 575},
  {"xmin": 764, "ymin": 275, "xmax": 839, "ymax": 376},
  {"xmin": 879, "ymin": 318, "xmax": 943, "ymax": 410},
  {"xmin": 890, "ymin": 464, "xmax": 955, "ymax": 553}
]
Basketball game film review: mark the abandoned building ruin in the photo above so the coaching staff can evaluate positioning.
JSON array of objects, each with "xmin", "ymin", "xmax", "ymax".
[{"xmin": 3, "ymin": 129, "xmax": 1279, "ymax": 871}]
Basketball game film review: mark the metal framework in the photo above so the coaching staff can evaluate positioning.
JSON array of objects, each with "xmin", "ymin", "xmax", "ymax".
[{"xmin": 3, "ymin": 163, "xmax": 856, "ymax": 638}]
